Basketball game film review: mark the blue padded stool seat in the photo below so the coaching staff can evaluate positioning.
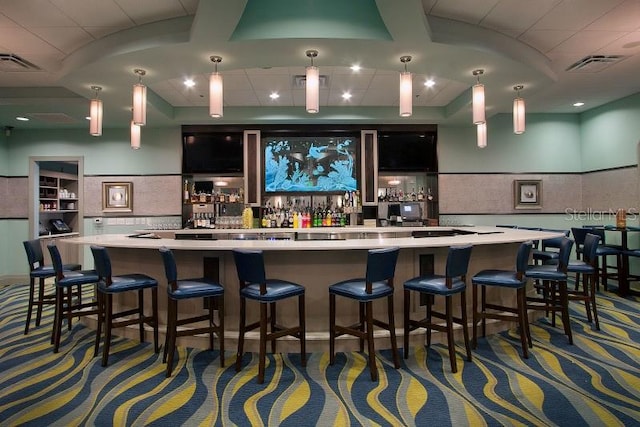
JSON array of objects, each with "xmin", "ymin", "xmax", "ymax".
[
  {"xmin": 329, "ymin": 278, "xmax": 394, "ymax": 301},
  {"xmin": 48, "ymin": 243, "xmax": 99, "ymax": 353},
  {"xmin": 403, "ymin": 244, "xmax": 473, "ymax": 373},
  {"xmin": 471, "ymin": 241, "xmax": 532, "ymax": 358},
  {"xmin": 233, "ymin": 249, "xmax": 306, "ymax": 384},
  {"xmin": 91, "ymin": 245, "xmax": 159, "ymax": 367},
  {"xmin": 403, "ymin": 275, "xmax": 466, "ymax": 295},
  {"xmin": 160, "ymin": 247, "xmax": 225, "ymax": 377},
  {"xmin": 525, "ymin": 237, "xmax": 574, "ymax": 344},
  {"xmin": 329, "ymin": 247, "xmax": 400, "ymax": 382},
  {"xmin": 241, "ymin": 279, "xmax": 305, "ymax": 302},
  {"xmin": 23, "ymin": 239, "xmax": 81, "ymax": 335}
]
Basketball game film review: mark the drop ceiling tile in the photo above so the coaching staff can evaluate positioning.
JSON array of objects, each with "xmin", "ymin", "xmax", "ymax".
[
  {"xmin": 224, "ymin": 90, "xmax": 260, "ymax": 106},
  {"xmin": 518, "ymin": 29, "xmax": 575, "ymax": 53},
  {"xmin": 222, "ymin": 73, "xmax": 252, "ymax": 91},
  {"xmin": 114, "ymin": 0, "xmax": 188, "ymax": 25},
  {"xmin": 327, "ymin": 89, "xmax": 365, "ymax": 106},
  {"xmin": 597, "ymin": 30, "xmax": 640, "ymax": 54},
  {"xmin": 585, "ymin": 0, "xmax": 640, "ymax": 31},
  {"xmin": 532, "ymin": 0, "xmax": 625, "ymax": 31},
  {"xmin": 246, "ymin": 73, "xmax": 291, "ymax": 91},
  {"xmin": 50, "ymin": 0, "xmax": 133, "ymax": 27},
  {"xmin": 328, "ymin": 72, "xmax": 374, "ymax": 91},
  {"xmin": 0, "ymin": 26, "xmax": 58, "ymax": 54},
  {"xmin": 0, "ymin": 13, "xmax": 20, "ymax": 27},
  {"xmin": 82, "ymin": 26, "xmax": 130, "ymax": 39},
  {"xmin": 254, "ymin": 90, "xmax": 294, "ymax": 106},
  {"xmin": 431, "ymin": 0, "xmax": 501, "ymax": 24},
  {"xmin": 0, "ymin": 0, "xmax": 77, "ymax": 27},
  {"xmin": 29, "ymin": 27, "xmax": 93, "ymax": 54},
  {"xmin": 179, "ymin": 0, "xmax": 199, "ymax": 14},
  {"xmin": 481, "ymin": 0, "xmax": 560, "ymax": 31},
  {"xmin": 550, "ymin": 30, "xmax": 627, "ymax": 54}
]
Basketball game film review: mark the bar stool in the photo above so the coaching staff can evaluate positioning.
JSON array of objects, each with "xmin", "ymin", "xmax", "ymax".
[
  {"xmin": 584, "ymin": 227, "xmax": 622, "ymax": 291},
  {"xmin": 565, "ymin": 233, "xmax": 600, "ymax": 330},
  {"xmin": 329, "ymin": 247, "xmax": 400, "ymax": 381},
  {"xmin": 471, "ymin": 241, "xmax": 533, "ymax": 358},
  {"xmin": 525, "ymin": 237, "xmax": 574, "ymax": 344},
  {"xmin": 91, "ymin": 245, "xmax": 159, "ymax": 367},
  {"xmin": 159, "ymin": 247, "xmax": 225, "ymax": 377},
  {"xmin": 403, "ymin": 245, "xmax": 473, "ymax": 373},
  {"xmin": 232, "ymin": 249, "xmax": 306, "ymax": 384},
  {"xmin": 532, "ymin": 229, "xmax": 569, "ymax": 264},
  {"xmin": 47, "ymin": 243, "xmax": 99, "ymax": 353},
  {"xmin": 23, "ymin": 239, "xmax": 80, "ymax": 335}
]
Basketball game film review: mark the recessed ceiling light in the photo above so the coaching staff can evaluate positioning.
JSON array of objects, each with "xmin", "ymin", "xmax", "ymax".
[
  {"xmin": 270, "ymin": 92, "xmax": 280, "ymax": 100},
  {"xmin": 573, "ymin": 102, "xmax": 585, "ymax": 107},
  {"xmin": 85, "ymin": 116, "xmax": 91, "ymax": 120},
  {"xmin": 16, "ymin": 116, "xmax": 29, "ymax": 121},
  {"xmin": 424, "ymin": 79, "xmax": 435, "ymax": 87},
  {"xmin": 350, "ymin": 64, "xmax": 361, "ymax": 72},
  {"xmin": 184, "ymin": 78, "xmax": 195, "ymax": 88},
  {"xmin": 342, "ymin": 91, "xmax": 352, "ymax": 100}
]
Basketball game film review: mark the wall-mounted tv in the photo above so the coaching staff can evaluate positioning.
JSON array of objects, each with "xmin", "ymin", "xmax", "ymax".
[
  {"xmin": 377, "ymin": 132, "xmax": 437, "ymax": 172},
  {"xmin": 182, "ymin": 132, "xmax": 244, "ymax": 174},
  {"xmin": 263, "ymin": 134, "xmax": 359, "ymax": 193}
]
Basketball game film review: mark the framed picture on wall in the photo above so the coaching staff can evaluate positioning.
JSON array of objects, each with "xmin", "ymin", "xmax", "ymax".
[
  {"xmin": 514, "ymin": 180, "xmax": 542, "ymax": 209},
  {"xmin": 103, "ymin": 182, "xmax": 133, "ymax": 212}
]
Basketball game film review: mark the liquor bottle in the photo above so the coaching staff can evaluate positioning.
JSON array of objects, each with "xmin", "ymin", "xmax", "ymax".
[
  {"xmin": 418, "ymin": 187, "xmax": 425, "ymax": 201},
  {"xmin": 183, "ymin": 180, "xmax": 190, "ymax": 203},
  {"xmin": 427, "ymin": 188, "xmax": 434, "ymax": 201}
]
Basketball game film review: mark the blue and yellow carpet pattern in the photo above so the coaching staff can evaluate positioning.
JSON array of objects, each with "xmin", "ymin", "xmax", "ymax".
[{"xmin": 0, "ymin": 283, "xmax": 638, "ymax": 426}]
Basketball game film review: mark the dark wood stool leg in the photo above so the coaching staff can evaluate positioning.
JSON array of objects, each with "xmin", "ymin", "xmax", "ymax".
[
  {"xmin": 163, "ymin": 297, "xmax": 173, "ymax": 363},
  {"xmin": 426, "ymin": 295, "xmax": 433, "ymax": 348},
  {"xmin": 460, "ymin": 290, "xmax": 471, "ymax": 362},
  {"xmin": 403, "ymin": 289, "xmax": 410, "ymax": 359},
  {"xmin": 445, "ymin": 295, "xmax": 457, "ymax": 373},
  {"xmin": 358, "ymin": 302, "xmax": 365, "ymax": 352},
  {"xmin": 481, "ymin": 286, "xmax": 487, "ymax": 338},
  {"xmin": 299, "ymin": 294, "xmax": 306, "ymax": 367},
  {"xmin": 365, "ymin": 301, "xmax": 377, "ymax": 381},
  {"xmin": 270, "ymin": 302, "xmax": 276, "ymax": 354},
  {"xmin": 53, "ymin": 286, "xmax": 64, "ymax": 353},
  {"xmin": 235, "ymin": 296, "xmax": 246, "ymax": 372},
  {"xmin": 151, "ymin": 287, "xmax": 159, "ymax": 353},
  {"xmin": 387, "ymin": 294, "xmax": 400, "ymax": 369},
  {"xmin": 472, "ymin": 284, "xmax": 478, "ymax": 349},
  {"xmin": 517, "ymin": 287, "xmax": 529, "ymax": 358},
  {"xmin": 218, "ymin": 295, "xmax": 225, "ymax": 367},
  {"xmin": 258, "ymin": 302, "xmax": 268, "ymax": 384},
  {"xmin": 589, "ymin": 274, "xmax": 600, "ymax": 331},
  {"xmin": 329, "ymin": 293, "xmax": 336, "ymax": 365},
  {"xmin": 559, "ymin": 281, "xmax": 573, "ymax": 345},
  {"xmin": 208, "ymin": 297, "xmax": 215, "ymax": 351},
  {"xmin": 36, "ymin": 278, "xmax": 45, "ymax": 327},
  {"xmin": 66, "ymin": 286, "xmax": 73, "ymax": 331},
  {"xmin": 138, "ymin": 289, "xmax": 145, "ymax": 343},
  {"xmin": 166, "ymin": 298, "xmax": 177, "ymax": 377},
  {"xmin": 94, "ymin": 291, "xmax": 103, "ymax": 357},
  {"xmin": 25, "ymin": 277, "xmax": 35, "ymax": 335},
  {"xmin": 102, "ymin": 294, "xmax": 113, "ymax": 367}
]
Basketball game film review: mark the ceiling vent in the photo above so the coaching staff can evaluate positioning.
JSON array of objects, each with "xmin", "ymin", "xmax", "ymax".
[
  {"xmin": 293, "ymin": 75, "xmax": 329, "ymax": 89},
  {"xmin": 566, "ymin": 55, "xmax": 627, "ymax": 73},
  {"xmin": 0, "ymin": 53, "xmax": 40, "ymax": 71}
]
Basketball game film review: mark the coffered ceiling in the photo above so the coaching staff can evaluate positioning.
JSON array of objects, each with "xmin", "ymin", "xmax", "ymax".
[{"xmin": 0, "ymin": 0, "xmax": 639, "ymax": 130}]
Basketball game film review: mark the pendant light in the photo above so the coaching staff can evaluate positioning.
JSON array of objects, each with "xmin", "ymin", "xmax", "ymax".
[
  {"xmin": 132, "ymin": 69, "xmax": 147, "ymax": 126},
  {"xmin": 209, "ymin": 56, "xmax": 223, "ymax": 118},
  {"xmin": 130, "ymin": 120, "xmax": 141, "ymax": 150},
  {"xmin": 305, "ymin": 50, "xmax": 319, "ymax": 114},
  {"xmin": 513, "ymin": 85, "xmax": 525, "ymax": 134},
  {"xmin": 477, "ymin": 122, "xmax": 487, "ymax": 148},
  {"xmin": 472, "ymin": 69, "xmax": 485, "ymax": 125},
  {"xmin": 399, "ymin": 56, "xmax": 413, "ymax": 117},
  {"xmin": 89, "ymin": 85, "xmax": 103, "ymax": 136}
]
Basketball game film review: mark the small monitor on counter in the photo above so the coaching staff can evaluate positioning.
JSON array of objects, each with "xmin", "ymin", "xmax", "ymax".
[{"xmin": 401, "ymin": 202, "xmax": 422, "ymax": 222}]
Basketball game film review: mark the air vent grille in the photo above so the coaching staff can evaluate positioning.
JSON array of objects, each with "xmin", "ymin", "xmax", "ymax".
[
  {"xmin": 293, "ymin": 75, "xmax": 329, "ymax": 88},
  {"xmin": 0, "ymin": 53, "xmax": 40, "ymax": 71},
  {"xmin": 566, "ymin": 55, "xmax": 627, "ymax": 73}
]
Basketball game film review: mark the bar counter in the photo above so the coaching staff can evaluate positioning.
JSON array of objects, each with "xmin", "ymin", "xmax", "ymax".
[{"xmin": 65, "ymin": 226, "xmax": 562, "ymax": 352}]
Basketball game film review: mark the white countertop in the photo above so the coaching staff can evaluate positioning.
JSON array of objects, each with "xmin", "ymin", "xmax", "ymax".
[{"xmin": 66, "ymin": 227, "xmax": 562, "ymax": 251}]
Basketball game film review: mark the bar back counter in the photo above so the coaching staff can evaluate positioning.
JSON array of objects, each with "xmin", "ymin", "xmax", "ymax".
[{"xmin": 65, "ymin": 226, "xmax": 562, "ymax": 353}]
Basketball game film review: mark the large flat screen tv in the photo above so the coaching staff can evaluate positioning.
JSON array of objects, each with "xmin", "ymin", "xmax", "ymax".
[
  {"xmin": 182, "ymin": 132, "xmax": 244, "ymax": 174},
  {"xmin": 377, "ymin": 132, "xmax": 437, "ymax": 172},
  {"xmin": 263, "ymin": 134, "xmax": 359, "ymax": 193}
]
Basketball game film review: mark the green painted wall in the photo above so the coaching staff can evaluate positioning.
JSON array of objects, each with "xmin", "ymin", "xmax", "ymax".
[
  {"xmin": 580, "ymin": 92, "xmax": 640, "ymax": 172},
  {"xmin": 439, "ymin": 113, "xmax": 582, "ymax": 173},
  {"xmin": 0, "ymin": 132, "xmax": 7, "ymax": 175}
]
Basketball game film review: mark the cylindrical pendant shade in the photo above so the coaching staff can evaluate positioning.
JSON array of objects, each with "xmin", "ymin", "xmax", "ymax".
[
  {"xmin": 399, "ymin": 71, "xmax": 412, "ymax": 117},
  {"xmin": 132, "ymin": 83, "xmax": 146, "ymax": 126},
  {"xmin": 513, "ymin": 96, "xmax": 526, "ymax": 134},
  {"xmin": 472, "ymin": 83, "xmax": 485, "ymax": 124},
  {"xmin": 209, "ymin": 72, "xmax": 223, "ymax": 118},
  {"xmin": 130, "ymin": 120, "xmax": 140, "ymax": 150},
  {"xmin": 306, "ymin": 65, "xmax": 319, "ymax": 114},
  {"xmin": 477, "ymin": 123, "xmax": 487, "ymax": 148},
  {"xmin": 89, "ymin": 98, "xmax": 102, "ymax": 136}
]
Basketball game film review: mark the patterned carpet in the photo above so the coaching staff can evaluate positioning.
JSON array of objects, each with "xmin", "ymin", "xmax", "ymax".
[{"xmin": 0, "ymin": 283, "xmax": 638, "ymax": 426}]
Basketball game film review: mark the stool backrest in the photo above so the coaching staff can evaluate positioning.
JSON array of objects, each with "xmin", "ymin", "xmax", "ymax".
[
  {"xmin": 23, "ymin": 239, "xmax": 44, "ymax": 272},
  {"xmin": 233, "ymin": 249, "xmax": 266, "ymax": 285},
  {"xmin": 91, "ymin": 245, "xmax": 113, "ymax": 285},
  {"xmin": 541, "ymin": 229, "xmax": 570, "ymax": 250},
  {"xmin": 582, "ymin": 233, "xmax": 600, "ymax": 265},
  {"xmin": 571, "ymin": 227, "xmax": 589, "ymax": 247},
  {"xmin": 47, "ymin": 243, "xmax": 65, "ymax": 281},
  {"xmin": 445, "ymin": 245, "xmax": 473, "ymax": 279},
  {"xmin": 583, "ymin": 227, "xmax": 606, "ymax": 244},
  {"xmin": 365, "ymin": 247, "xmax": 399, "ymax": 285},
  {"xmin": 516, "ymin": 241, "xmax": 533, "ymax": 274},
  {"xmin": 554, "ymin": 237, "xmax": 574, "ymax": 273},
  {"xmin": 159, "ymin": 247, "xmax": 178, "ymax": 291}
]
